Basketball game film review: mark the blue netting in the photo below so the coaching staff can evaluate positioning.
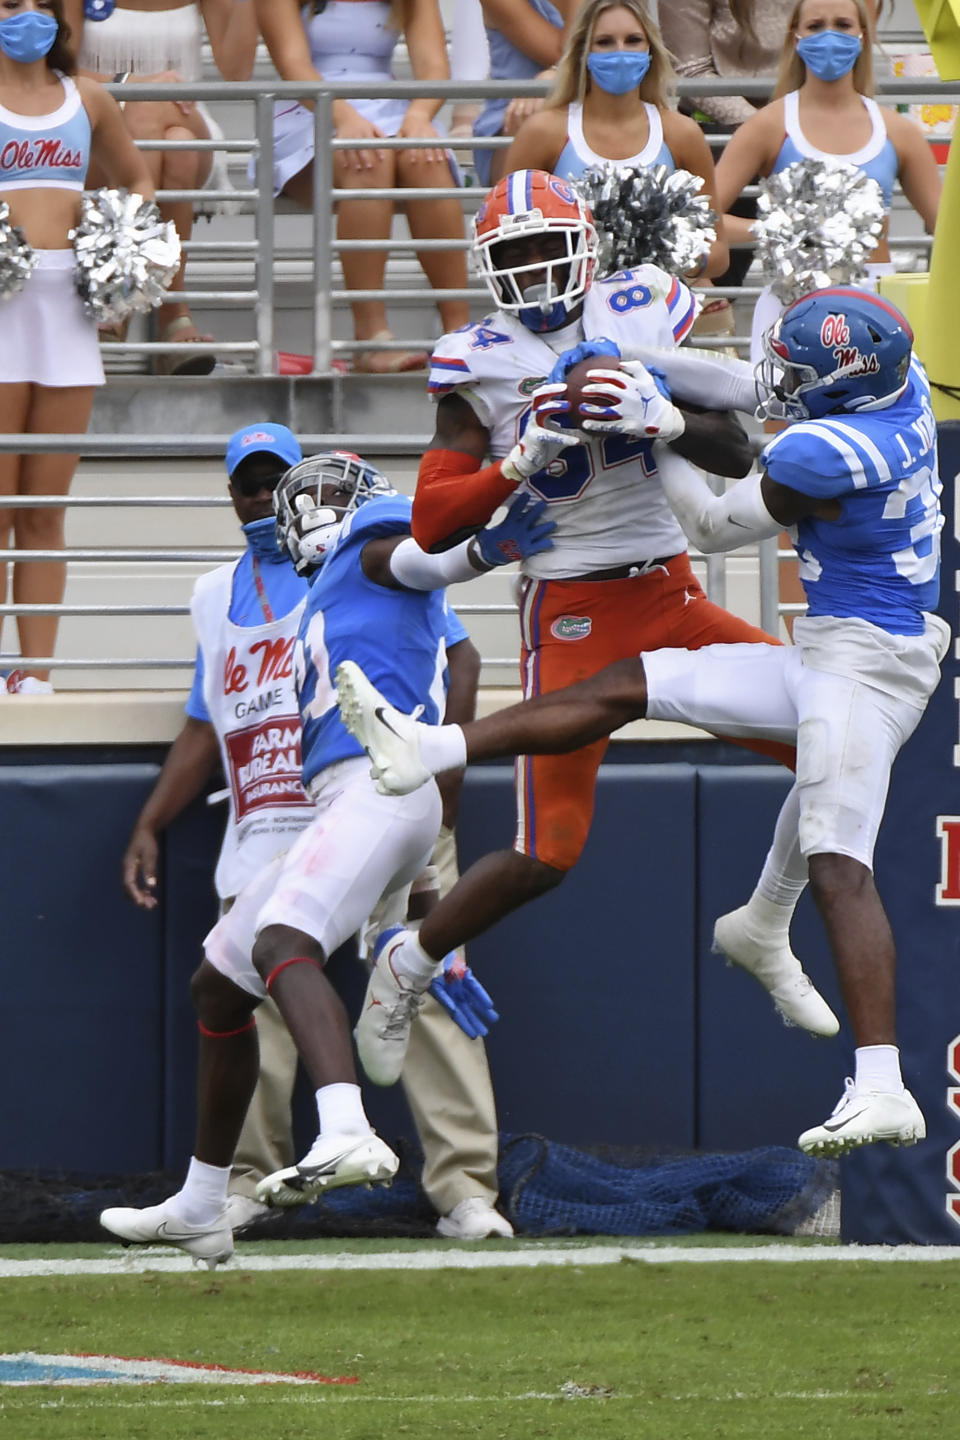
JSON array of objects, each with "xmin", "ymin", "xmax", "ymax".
[
  {"xmin": 0, "ymin": 1135, "xmax": 837, "ymax": 1241},
  {"xmin": 496, "ymin": 1135, "xmax": 837, "ymax": 1237}
]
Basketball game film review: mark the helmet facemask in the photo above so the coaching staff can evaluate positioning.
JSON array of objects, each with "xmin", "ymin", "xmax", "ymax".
[
  {"xmin": 475, "ymin": 213, "xmax": 598, "ymax": 332},
  {"xmin": 274, "ymin": 452, "xmax": 393, "ymax": 575}
]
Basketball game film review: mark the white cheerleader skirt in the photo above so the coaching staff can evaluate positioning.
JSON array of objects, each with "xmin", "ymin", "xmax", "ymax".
[
  {"xmin": 749, "ymin": 262, "xmax": 897, "ymax": 366},
  {"xmin": 0, "ymin": 251, "xmax": 104, "ymax": 388}
]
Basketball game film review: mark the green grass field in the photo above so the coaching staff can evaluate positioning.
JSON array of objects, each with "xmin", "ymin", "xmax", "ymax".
[{"xmin": 2, "ymin": 1237, "xmax": 958, "ymax": 1439}]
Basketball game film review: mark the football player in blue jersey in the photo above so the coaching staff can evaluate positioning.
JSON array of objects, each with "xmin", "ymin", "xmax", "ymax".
[
  {"xmin": 100, "ymin": 451, "xmax": 553, "ymax": 1267},
  {"xmin": 336, "ymin": 288, "xmax": 951, "ymax": 1161}
]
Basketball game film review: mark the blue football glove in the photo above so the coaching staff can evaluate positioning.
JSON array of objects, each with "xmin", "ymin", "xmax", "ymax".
[
  {"xmin": 547, "ymin": 336, "xmax": 622, "ymax": 384},
  {"xmin": 428, "ymin": 953, "xmax": 499, "ymax": 1039},
  {"xmin": 473, "ymin": 491, "xmax": 556, "ymax": 568}
]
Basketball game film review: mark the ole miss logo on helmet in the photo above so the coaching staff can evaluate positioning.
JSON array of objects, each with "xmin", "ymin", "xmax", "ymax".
[
  {"xmin": 0, "ymin": 138, "xmax": 83, "ymax": 173},
  {"xmin": 819, "ymin": 312, "xmax": 880, "ymax": 376}
]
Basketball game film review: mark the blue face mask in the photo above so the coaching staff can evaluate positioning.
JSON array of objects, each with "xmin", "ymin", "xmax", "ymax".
[
  {"xmin": 243, "ymin": 515, "xmax": 285, "ymax": 562},
  {"xmin": 0, "ymin": 11, "xmax": 59, "ymax": 63},
  {"xmin": 586, "ymin": 49, "xmax": 651, "ymax": 95},
  {"xmin": 796, "ymin": 30, "xmax": 862, "ymax": 82}
]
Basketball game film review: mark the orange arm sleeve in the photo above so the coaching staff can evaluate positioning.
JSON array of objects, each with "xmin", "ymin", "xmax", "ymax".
[{"xmin": 412, "ymin": 448, "xmax": 518, "ymax": 551}]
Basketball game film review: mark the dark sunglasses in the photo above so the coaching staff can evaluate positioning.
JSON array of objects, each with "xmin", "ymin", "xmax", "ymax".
[{"xmin": 229, "ymin": 467, "xmax": 287, "ymax": 498}]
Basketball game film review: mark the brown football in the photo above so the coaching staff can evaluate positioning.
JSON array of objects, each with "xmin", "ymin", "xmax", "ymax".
[{"xmin": 561, "ymin": 355, "xmax": 623, "ymax": 426}]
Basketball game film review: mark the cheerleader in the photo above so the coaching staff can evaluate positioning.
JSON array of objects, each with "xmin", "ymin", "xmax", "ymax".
[
  {"xmin": 714, "ymin": 0, "xmax": 940, "ymax": 365},
  {"xmin": 74, "ymin": 2, "xmax": 259, "ymax": 375},
  {"xmin": 0, "ymin": 0, "xmax": 153, "ymax": 692},
  {"xmin": 502, "ymin": 0, "xmax": 729, "ymax": 278}
]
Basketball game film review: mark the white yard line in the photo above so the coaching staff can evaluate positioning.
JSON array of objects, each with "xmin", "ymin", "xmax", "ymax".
[{"xmin": 0, "ymin": 1242, "xmax": 958, "ymax": 1277}]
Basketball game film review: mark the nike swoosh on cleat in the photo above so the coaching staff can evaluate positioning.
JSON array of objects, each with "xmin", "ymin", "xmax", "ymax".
[
  {"xmin": 299, "ymin": 1147, "xmax": 366, "ymax": 1177},
  {"xmin": 374, "ymin": 706, "xmax": 403, "ymax": 738},
  {"xmin": 822, "ymin": 1108, "xmax": 869, "ymax": 1132},
  {"xmin": 156, "ymin": 1220, "xmax": 217, "ymax": 1241}
]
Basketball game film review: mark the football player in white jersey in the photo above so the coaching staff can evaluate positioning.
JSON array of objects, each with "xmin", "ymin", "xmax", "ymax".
[
  {"xmin": 100, "ymin": 454, "xmax": 553, "ymax": 1267},
  {"xmin": 337, "ymin": 288, "xmax": 950, "ymax": 1160},
  {"xmin": 360, "ymin": 167, "xmax": 835, "ymax": 1066}
]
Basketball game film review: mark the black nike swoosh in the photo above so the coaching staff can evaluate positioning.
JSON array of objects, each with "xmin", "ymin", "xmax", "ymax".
[
  {"xmin": 727, "ymin": 518, "xmax": 754, "ymax": 529},
  {"xmin": 157, "ymin": 1220, "xmax": 221, "ymax": 1240},
  {"xmin": 375, "ymin": 706, "xmax": 402, "ymax": 738},
  {"xmin": 298, "ymin": 1147, "xmax": 363, "ymax": 1177},
  {"xmin": 822, "ymin": 1108, "xmax": 869, "ymax": 1132}
]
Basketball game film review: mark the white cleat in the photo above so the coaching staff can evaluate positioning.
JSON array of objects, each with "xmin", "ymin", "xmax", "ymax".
[
  {"xmin": 255, "ymin": 1131, "xmax": 399, "ymax": 1207},
  {"xmin": 99, "ymin": 1198, "xmax": 233, "ymax": 1269},
  {"xmin": 223, "ymin": 1194, "xmax": 271, "ymax": 1233},
  {"xmin": 436, "ymin": 1197, "xmax": 515, "ymax": 1239},
  {"xmin": 713, "ymin": 905, "xmax": 840, "ymax": 1037},
  {"xmin": 354, "ymin": 927, "xmax": 426, "ymax": 1086},
  {"xmin": 335, "ymin": 659, "xmax": 432, "ymax": 796},
  {"xmin": 798, "ymin": 1079, "xmax": 926, "ymax": 1157}
]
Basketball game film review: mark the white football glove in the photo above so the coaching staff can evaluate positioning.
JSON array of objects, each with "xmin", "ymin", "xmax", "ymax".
[
  {"xmin": 580, "ymin": 361, "xmax": 686, "ymax": 442},
  {"xmin": 502, "ymin": 381, "xmax": 582, "ymax": 484}
]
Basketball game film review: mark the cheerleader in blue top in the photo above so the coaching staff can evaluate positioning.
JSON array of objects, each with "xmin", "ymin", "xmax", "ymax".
[
  {"xmin": 0, "ymin": 0, "xmax": 152, "ymax": 691},
  {"xmin": 714, "ymin": 0, "xmax": 941, "ymax": 365},
  {"xmin": 503, "ymin": 0, "xmax": 730, "ymax": 279}
]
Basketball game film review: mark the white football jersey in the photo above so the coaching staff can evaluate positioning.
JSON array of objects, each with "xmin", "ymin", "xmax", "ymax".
[{"xmin": 428, "ymin": 266, "xmax": 697, "ymax": 578}]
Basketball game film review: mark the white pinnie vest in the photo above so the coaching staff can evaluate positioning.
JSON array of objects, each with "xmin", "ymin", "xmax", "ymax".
[{"xmin": 191, "ymin": 562, "xmax": 312, "ymax": 899}]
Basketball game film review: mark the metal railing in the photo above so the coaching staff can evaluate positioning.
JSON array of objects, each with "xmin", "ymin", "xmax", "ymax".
[{"xmin": 0, "ymin": 71, "xmax": 955, "ymax": 685}]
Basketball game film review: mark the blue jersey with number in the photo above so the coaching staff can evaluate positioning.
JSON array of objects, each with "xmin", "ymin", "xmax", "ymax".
[
  {"xmin": 761, "ymin": 359, "xmax": 942, "ymax": 634},
  {"xmin": 296, "ymin": 494, "xmax": 458, "ymax": 788}
]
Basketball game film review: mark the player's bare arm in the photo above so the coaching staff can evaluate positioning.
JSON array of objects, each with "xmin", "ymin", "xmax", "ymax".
[
  {"xmin": 760, "ymin": 473, "xmax": 841, "ymax": 526},
  {"xmin": 669, "ymin": 405, "xmax": 754, "ymax": 478}
]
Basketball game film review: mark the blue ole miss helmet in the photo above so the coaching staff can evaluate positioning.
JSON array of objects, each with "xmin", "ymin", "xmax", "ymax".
[{"xmin": 756, "ymin": 287, "xmax": 914, "ymax": 421}]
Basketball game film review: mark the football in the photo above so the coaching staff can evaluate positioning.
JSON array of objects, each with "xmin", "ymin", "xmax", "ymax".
[{"xmin": 561, "ymin": 355, "xmax": 623, "ymax": 426}]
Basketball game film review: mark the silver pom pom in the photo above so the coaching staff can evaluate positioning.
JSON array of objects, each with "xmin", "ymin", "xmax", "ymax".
[
  {"xmin": 753, "ymin": 159, "xmax": 886, "ymax": 304},
  {"xmin": 0, "ymin": 202, "xmax": 37, "ymax": 299},
  {"xmin": 70, "ymin": 187, "xmax": 181, "ymax": 325},
  {"xmin": 573, "ymin": 163, "xmax": 716, "ymax": 277}
]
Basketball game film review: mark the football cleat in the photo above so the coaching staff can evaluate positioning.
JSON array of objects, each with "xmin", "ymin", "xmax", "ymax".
[
  {"xmin": 713, "ymin": 905, "xmax": 839, "ymax": 1037},
  {"xmin": 223, "ymin": 1194, "xmax": 272, "ymax": 1233},
  {"xmin": 798, "ymin": 1079, "xmax": 926, "ymax": 1157},
  {"xmin": 335, "ymin": 660, "xmax": 432, "ymax": 796},
  {"xmin": 436, "ymin": 1197, "xmax": 515, "ymax": 1240},
  {"xmin": 99, "ymin": 1198, "xmax": 233, "ymax": 1269},
  {"xmin": 354, "ymin": 926, "xmax": 427, "ymax": 1085},
  {"xmin": 255, "ymin": 1131, "xmax": 399, "ymax": 1206}
]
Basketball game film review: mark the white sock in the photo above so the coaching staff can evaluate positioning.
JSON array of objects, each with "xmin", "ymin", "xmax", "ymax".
[
  {"xmin": 389, "ymin": 928, "xmax": 444, "ymax": 986},
  {"xmin": 854, "ymin": 1044, "xmax": 904, "ymax": 1094},
  {"xmin": 418, "ymin": 722, "xmax": 467, "ymax": 776},
  {"xmin": 176, "ymin": 1156, "xmax": 231, "ymax": 1225},
  {"xmin": 316, "ymin": 1082, "xmax": 371, "ymax": 1137}
]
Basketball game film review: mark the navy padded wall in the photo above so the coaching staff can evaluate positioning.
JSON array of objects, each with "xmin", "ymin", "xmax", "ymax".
[
  {"xmin": 841, "ymin": 422, "xmax": 960, "ymax": 1245},
  {"xmin": 0, "ymin": 763, "xmax": 163, "ymax": 1171},
  {"xmin": 695, "ymin": 767, "xmax": 844, "ymax": 1151},
  {"xmin": 456, "ymin": 763, "xmax": 698, "ymax": 1148}
]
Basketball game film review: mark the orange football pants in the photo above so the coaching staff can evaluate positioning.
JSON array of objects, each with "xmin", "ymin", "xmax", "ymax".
[{"xmin": 515, "ymin": 552, "xmax": 795, "ymax": 870}]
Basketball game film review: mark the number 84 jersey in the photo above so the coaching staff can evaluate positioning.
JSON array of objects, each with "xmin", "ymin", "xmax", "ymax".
[{"xmin": 428, "ymin": 265, "xmax": 697, "ymax": 580}]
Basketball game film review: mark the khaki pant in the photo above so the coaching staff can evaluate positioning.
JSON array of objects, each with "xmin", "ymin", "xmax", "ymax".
[{"xmin": 230, "ymin": 827, "xmax": 500, "ymax": 1216}]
